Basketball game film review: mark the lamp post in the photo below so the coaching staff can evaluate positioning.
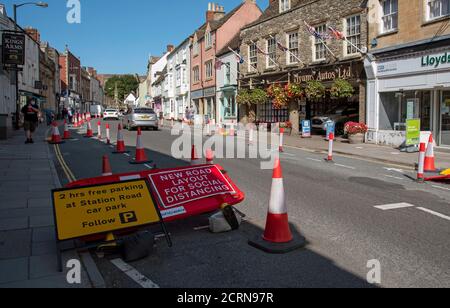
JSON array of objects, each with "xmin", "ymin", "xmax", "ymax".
[{"xmin": 12, "ymin": 2, "xmax": 48, "ymax": 130}]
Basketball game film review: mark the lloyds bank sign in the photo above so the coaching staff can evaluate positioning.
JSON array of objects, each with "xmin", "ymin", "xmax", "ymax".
[{"xmin": 421, "ymin": 52, "xmax": 450, "ymax": 68}]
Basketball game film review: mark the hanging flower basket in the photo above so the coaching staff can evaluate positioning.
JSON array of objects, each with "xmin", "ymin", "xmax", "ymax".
[
  {"xmin": 330, "ymin": 79, "xmax": 355, "ymax": 99},
  {"xmin": 285, "ymin": 83, "xmax": 304, "ymax": 100},
  {"xmin": 237, "ymin": 88, "xmax": 269, "ymax": 106},
  {"xmin": 267, "ymin": 84, "xmax": 288, "ymax": 109},
  {"xmin": 304, "ymin": 80, "xmax": 325, "ymax": 101}
]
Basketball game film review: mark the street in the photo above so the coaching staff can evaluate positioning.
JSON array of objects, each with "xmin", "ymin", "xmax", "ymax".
[{"xmin": 52, "ymin": 121, "xmax": 450, "ymax": 288}]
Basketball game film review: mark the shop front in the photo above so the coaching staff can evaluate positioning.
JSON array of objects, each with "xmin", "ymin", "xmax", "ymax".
[
  {"xmin": 217, "ymin": 85, "xmax": 238, "ymax": 124},
  {"xmin": 365, "ymin": 43, "xmax": 450, "ymax": 147}
]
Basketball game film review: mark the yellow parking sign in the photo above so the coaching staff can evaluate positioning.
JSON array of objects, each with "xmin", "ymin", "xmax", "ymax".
[{"xmin": 52, "ymin": 180, "xmax": 162, "ymax": 241}]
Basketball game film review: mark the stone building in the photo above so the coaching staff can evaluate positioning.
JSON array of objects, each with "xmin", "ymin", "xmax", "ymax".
[
  {"xmin": 239, "ymin": 0, "xmax": 368, "ymax": 134},
  {"xmin": 364, "ymin": 0, "xmax": 450, "ymax": 147}
]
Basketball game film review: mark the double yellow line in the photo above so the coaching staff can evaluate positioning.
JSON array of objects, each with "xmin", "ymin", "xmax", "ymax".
[{"xmin": 54, "ymin": 144, "xmax": 77, "ymax": 183}]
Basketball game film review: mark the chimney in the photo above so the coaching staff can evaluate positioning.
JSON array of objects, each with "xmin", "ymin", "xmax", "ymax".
[
  {"xmin": 206, "ymin": 3, "xmax": 225, "ymax": 22},
  {"xmin": 25, "ymin": 27, "xmax": 40, "ymax": 43},
  {"xmin": 167, "ymin": 45, "xmax": 174, "ymax": 53}
]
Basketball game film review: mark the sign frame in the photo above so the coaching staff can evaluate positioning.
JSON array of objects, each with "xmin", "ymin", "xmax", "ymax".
[
  {"xmin": 2, "ymin": 32, "xmax": 25, "ymax": 66},
  {"xmin": 51, "ymin": 179, "xmax": 171, "ymax": 271},
  {"xmin": 406, "ymin": 119, "xmax": 421, "ymax": 146},
  {"xmin": 302, "ymin": 120, "xmax": 311, "ymax": 138}
]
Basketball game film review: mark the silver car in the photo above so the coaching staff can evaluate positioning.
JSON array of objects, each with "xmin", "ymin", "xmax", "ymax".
[{"xmin": 122, "ymin": 108, "xmax": 159, "ymax": 131}]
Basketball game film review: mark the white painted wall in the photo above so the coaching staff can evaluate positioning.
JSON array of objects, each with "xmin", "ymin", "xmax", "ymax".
[{"xmin": 0, "ymin": 5, "xmax": 16, "ymax": 120}]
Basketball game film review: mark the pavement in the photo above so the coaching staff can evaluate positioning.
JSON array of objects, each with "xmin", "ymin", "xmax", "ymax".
[
  {"xmin": 47, "ymin": 120, "xmax": 449, "ymax": 288},
  {"xmin": 0, "ymin": 124, "xmax": 103, "ymax": 288}
]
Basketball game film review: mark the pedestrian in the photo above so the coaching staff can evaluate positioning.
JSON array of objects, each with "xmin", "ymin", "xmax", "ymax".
[
  {"xmin": 21, "ymin": 98, "xmax": 40, "ymax": 144},
  {"xmin": 68, "ymin": 108, "xmax": 73, "ymax": 124}
]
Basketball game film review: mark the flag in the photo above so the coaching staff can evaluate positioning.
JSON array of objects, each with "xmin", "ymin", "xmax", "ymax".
[
  {"xmin": 215, "ymin": 58, "xmax": 224, "ymax": 70},
  {"xmin": 276, "ymin": 40, "xmax": 288, "ymax": 52},
  {"xmin": 235, "ymin": 53, "xmax": 245, "ymax": 64},
  {"xmin": 328, "ymin": 26, "xmax": 346, "ymax": 40},
  {"xmin": 304, "ymin": 21, "xmax": 329, "ymax": 40},
  {"xmin": 256, "ymin": 44, "xmax": 268, "ymax": 56}
]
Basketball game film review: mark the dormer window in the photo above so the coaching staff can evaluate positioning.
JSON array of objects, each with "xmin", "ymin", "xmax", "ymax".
[
  {"xmin": 205, "ymin": 31, "xmax": 213, "ymax": 49},
  {"xmin": 193, "ymin": 40, "xmax": 199, "ymax": 56},
  {"xmin": 279, "ymin": 0, "xmax": 290, "ymax": 13}
]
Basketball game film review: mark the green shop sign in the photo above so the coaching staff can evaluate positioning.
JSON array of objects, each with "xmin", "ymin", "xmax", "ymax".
[
  {"xmin": 406, "ymin": 119, "xmax": 421, "ymax": 146},
  {"xmin": 421, "ymin": 52, "xmax": 450, "ymax": 68}
]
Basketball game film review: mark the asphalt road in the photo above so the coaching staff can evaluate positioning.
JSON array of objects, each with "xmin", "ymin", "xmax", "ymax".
[{"xmin": 52, "ymin": 120, "xmax": 450, "ymax": 288}]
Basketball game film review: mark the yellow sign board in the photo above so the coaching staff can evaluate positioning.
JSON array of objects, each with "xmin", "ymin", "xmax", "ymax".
[{"xmin": 52, "ymin": 180, "xmax": 161, "ymax": 241}]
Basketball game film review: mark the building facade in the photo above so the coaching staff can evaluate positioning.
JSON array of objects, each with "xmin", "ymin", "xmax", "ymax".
[
  {"xmin": 239, "ymin": 0, "xmax": 368, "ymax": 134},
  {"xmin": 19, "ymin": 28, "xmax": 40, "ymax": 110},
  {"xmin": 365, "ymin": 0, "xmax": 450, "ymax": 147},
  {"xmin": 190, "ymin": 1, "xmax": 262, "ymax": 124},
  {"xmin": 59, "ymin": 47, "xmax": 82, "ymax": 111}
]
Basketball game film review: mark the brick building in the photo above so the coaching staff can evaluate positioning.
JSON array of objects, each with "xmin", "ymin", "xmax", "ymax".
[
  {"xmin": 59, "ymin": 46, "xmax": 82, "ymax": 111},
  {"xmin": 364, "ymin": 0, "xmax": 450, "ymax": 147},
  {"xmin": 239, "ymin": 0, "xmax": 368, "ymax": 134}
]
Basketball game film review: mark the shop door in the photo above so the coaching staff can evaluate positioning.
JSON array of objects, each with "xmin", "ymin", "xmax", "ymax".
[{"xmin": 441, "ymin": 91, "xmax": 450, "ymax": 146}]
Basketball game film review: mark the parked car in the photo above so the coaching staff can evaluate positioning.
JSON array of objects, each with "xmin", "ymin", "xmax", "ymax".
[
  {"xmin": 122, "ymin": 108, "xmax": 159, "ymax": 131},
  {"xmin": 103, "ymin": 109, "xmax": 120, "ymax": 121},
  {"xmin": 311, "ymin": 105, "xmax": 359, "ymax": 135}
]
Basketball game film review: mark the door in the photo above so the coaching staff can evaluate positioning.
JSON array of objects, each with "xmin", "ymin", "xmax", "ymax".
[{"xmin": 441, "ymin": 91, "xmax": 450, "ymax": 146}]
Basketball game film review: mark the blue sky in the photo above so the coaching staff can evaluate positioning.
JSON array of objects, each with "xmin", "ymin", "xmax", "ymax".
[{"xmin": 2, "ymin": 0, "xmax": 268, "ymax": 74}]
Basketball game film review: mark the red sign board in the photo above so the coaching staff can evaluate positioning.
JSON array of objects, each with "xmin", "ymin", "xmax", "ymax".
[{"xmin": 148, "ymin": 165, "xmax": 237, "ymax": 219}]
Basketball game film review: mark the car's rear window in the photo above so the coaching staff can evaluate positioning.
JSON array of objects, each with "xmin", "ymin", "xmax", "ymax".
[
  {"xmin": 105, "ymin": 110, "xmax": 117, "ymax": 112},
  {"xmin": 134, "ymin": 109, "xmax": 155, "ymax": 114}
]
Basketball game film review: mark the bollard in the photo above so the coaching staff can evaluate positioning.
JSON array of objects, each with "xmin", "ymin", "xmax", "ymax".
[
  {"xmin": 326, "ymin": 132, "xmax": 334, "ymax": 162},
  {"xmin": 417, "ymin": 143, "xmax": 426, "ymax": 182},
  {"xmin": 279, "ymin": 128, "xmax": 285, "ymax": 153},
  {"xmin": 105, "ymin": 124, "xmax": 111, "ymax": 145}
]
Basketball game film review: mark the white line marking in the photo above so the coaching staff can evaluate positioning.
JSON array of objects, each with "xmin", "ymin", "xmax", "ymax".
[
  {"xmin": 120, "ymin": 175, "xmax": 141, "ymax": 181},
  {"xmin": 335, "ymin": 164, "xmax": 356, "ymax": 170},
  {"xmin": 374, "ymin": 203, "xmax": 415, "ymax": 211},
  {"xmin": 416, "ymin": 207, "xmax": 450, "ymax": 221},
  {"xmin": 306, "ymin": 158, "xmax": 322, "ymax": 162},
  {"xmin": 144, "ymin": 164, "xmax": 153, "ymax": 169},
  {"xmin": 110, "ymin": 259, "xmax": 159, "ymax": 288},
  {"xmin": 384, "ymin": 175, "xmax": 404, "ymax": 180},
  {"xmin": 432, "ymin": 185, "xmax": 450, "ymax": 192},
  {"xmin": 124, "ymin": 153, "xmax": 131, "ymax": 157}
]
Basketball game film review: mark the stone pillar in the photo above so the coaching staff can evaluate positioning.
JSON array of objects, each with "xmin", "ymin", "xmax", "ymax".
[
  {"xmin": 359, "ymin": 81, "xmax": 366, "ymax": 124},
  {"xmin": 289, "ymin": 100, "xmax": 300, "ymax": 135}
]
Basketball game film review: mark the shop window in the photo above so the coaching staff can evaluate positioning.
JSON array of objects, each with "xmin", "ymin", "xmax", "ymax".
[
  {"xmin": 224, "ymin": 96, "xmax": 236, "ymax": 118},
  {"xmin": 257, "ymin": 102, "xmax": 289, "ymax": 123},
  {"xmin": 379, "ymin": 91, "xmax": 431, "ymax": 131}
]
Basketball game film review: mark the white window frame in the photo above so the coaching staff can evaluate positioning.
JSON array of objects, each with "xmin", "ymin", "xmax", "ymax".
[
  {"xmin": 286, "ymin": 31, "xmax": 299, "ymax": 65},
  {"xmin": 205, "ymin": 60, "xmax": 213, "ymax": 79},
  {"xmin": 279, "ymin": 0, "xmax": 290, "ymax": 13},
  {"xmin": 248, "ymin": 43, "xmax": 258, "ymax": 72},
  {"xmin": 344, "ymin": 15, "xmax": 362, "ymax": 56},
  {"xmin": 313, "ymin": 24, "xmax": 327, "ymax": 61},
  {"xmin": 380, "ymin": 0, "xmax": 398, "ymax": 33},
  {"xmin": 193, "ymin": 40, "xmax": 199, "ymax": 56},
  {"xmin": 426, "ymin": 0, "xmax": 450, "ymax": 21},
  {"xmin": 205, "ymin": 31, "xmax": 212, "ymax": 49},
  {"xmin": 266, "ymin": 38, "xmax": 277, "ymax": 68},
  {"xmin": 193, "ymin": 66, "xmax": 200, "ymax": 83}
]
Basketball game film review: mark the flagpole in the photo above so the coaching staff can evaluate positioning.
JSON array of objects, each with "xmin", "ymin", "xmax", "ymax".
[
  {"xmin": 343, "ymin": 37, "xmax": 366, "ymax": 54},
  {"xmin": 215, "ymin": 56, "xmax": 243, "ymax": 78},
  {"xmin": 250, "ymin": 40, "xmax": 280, "ymax": 68},
  {"xmin": 304, "ymin": 21, "xmax": 337, "ymax": 59},
  {"xmin": 226, "ymin": 46, "xmax": 258, "ymax": 73},
  {"xmin": 269, "ymin": 35, "xmax": 305, "ymax": 66}
]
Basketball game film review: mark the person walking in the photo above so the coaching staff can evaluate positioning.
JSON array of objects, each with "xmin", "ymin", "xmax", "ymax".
[{"xmin": 21, "ymin": 98, "xmax": 40, "ymax": 144}]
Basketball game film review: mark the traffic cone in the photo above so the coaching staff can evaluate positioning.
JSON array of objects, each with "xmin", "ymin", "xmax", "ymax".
[
  {"xmin": 97, "ymin": 121, "xmax": 102, "ymax": 140},
  {"xmin": 85, "ymin": 120, "xmax": 94, "ymax": 138},
  {"xmin": 63, "ymin": 120, "xmax": 71, "ymax": 140},
  {"xmin": 206, "ymin": 149, "xmax": 214, "ymax": 165},
  {"xmin": 249, "ymin": 127, "xmax": 254, "ymax": 145},
  {"xmin": 191, "ymin": 145, "xmax": 200, "ymax": 165},
  {"xmin": 418, "ymin": 142, "xmax": 426, "ymax": 182},
  {"xmin": 102, "ymin": 155, "xmax": 113, "ymax": 176},
  {"xmin": 326, "ymin": 133, "xmax": 334, "ymax": 162},
  {"xmin": 130, "ymin": 128, "xmax": 152, "ymax": 164},
  {"xmin": 105, "ymin": 124, "xmax": 111, "ymax": 145},
  {"xmin": 49, "ymin": 122, "xmax": 64, "ymax": 144},
  {"xmin": 279, "ymin": 128, "xmax": 285, "ymax": 153},
  {"xmin": 113, "ymin": 124, "xmax": 129, "ymax": 154},
  {"xmin": 424, "ymin": 135, "xmax": 437, "ymax": 172},
  {"xmin": 249, "ymin": 159, "xmax": 305, "ymax": 253}
]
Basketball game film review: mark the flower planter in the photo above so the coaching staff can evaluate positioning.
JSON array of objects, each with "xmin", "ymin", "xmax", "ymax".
[{"xmin": 348, "ymin": 133, "xmax": 365, "ymax": 144}]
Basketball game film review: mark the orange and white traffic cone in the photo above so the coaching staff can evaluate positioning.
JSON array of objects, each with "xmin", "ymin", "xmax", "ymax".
[
  {"xmin": 105, "ymin": 124, "xmax": 111, "ymax": 145},
  {"xmin": 326, "ymin": 133, "xmax": 334, "ymax": 162},
  {"xmin": 49, "ymin": 122, "xmax": 64, "ymax": 144},
  {"xmin": 249, "ymin": 159, "xmax": 305, "ymax": 253},
  {"xmin": 102, "ymin": 155, "xmax": 113, "ymax": 177},
  {"xmin": 130, "ymin": 128, "xmax": 151, "ymax": 164},
  {"xmin": 97, "ymin": 121, "xmax": 102, "ymax": 140},
  {"xmin": 279, "ymin": 128, "xmax": 285, "ymax": 153},
  {"xmin": 113, "ymin": 124, "xmax": 129, "ymax": 154},
  {"xmin": 191, "ymin": 145, "xmax": 200, "ymax": 165},
  {"xmin": 424, "ymin": 135, "xmax": 437, "ymax": 172},
  {"xmin": 85, "ymin": 120, "xmax": 94, "ymax": 138},
  {"xmin": 418, "ymin": 142, "xmax": 426, "ymax": 182},
  {"xmin": 206, "ymin": 149, "xmax": 214, "ymax": 165},
  {"xmin": 63, "ymin": 120, "xmax": 71, "ymax": 140}
]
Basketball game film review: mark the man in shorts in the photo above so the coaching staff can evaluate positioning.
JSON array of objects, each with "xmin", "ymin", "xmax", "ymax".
[{"xmin": 21, "ymin": 98, "xmax": 40, "ymax": 144}]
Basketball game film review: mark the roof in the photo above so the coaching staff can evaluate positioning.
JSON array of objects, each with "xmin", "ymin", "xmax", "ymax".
[{"xmin": 216, "ymin": 32, "xmax": 241, "ymax": 57}]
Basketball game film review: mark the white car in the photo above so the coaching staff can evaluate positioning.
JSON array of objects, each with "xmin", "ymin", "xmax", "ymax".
[{"xmin": 103, "ymin": 109, "xmax": 120, "ymax": 121}]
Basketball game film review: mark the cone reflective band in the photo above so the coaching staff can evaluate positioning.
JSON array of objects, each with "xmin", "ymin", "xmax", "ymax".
[
  {"xmin": 113, "ymin": 124, "xmax": 128, "ymax": 154},
  {"xmin": 206, "ymin": 123, "xmax": 211, "ymax": 136},
  {"xmin": 102, "ymin": 155, "xmax": 113, "ymax": 177},
  {"xmin": 249, "ymin": 128, "xmax": 254, "ymax": 145},
  {"xmin": 206, "ymin": 149, "xmax": 214, "ymax": 165},
  {"xmin": 327, "ymin": 133, "xmax": 334, "ymax": 161},
  {"xmin": 130, "ymin": 128, "xmax": 151, "ymax": 164},
  {"xmin": 63, "ymin": 120, "xmax": 71, "ymax": 140},
  {"xmin": 418, "ymin": 143, "xmax": 426, "ymax": 181},
  {"xmin": 49, "ymin": 122, "xmax": 63, "ymax": 144},
  {"xmin": 97, "ymin": 121, "xmax": 102, "ymax": 140},
  {"xmin": 424, "ymin": 135, "xmax": 437, "ymax": 172},
  {"xmin": 85, "ymin": 120, "xmax": 94, "ymax": 138},
  {"xmin": 191, "ymin": 145, "xmax": 199, "ymax": 165},
  {"xmin": 106, "ymin": 124, "xmax": 111, "ymax": 145},
  {"xmin": 279, "ymin": 128, "xmax": 285, "ymax": 152}
]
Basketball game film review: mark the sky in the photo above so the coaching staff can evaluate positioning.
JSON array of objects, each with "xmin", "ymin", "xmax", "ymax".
[{"xmin": 2, "ymin": 0, "xmax": 269, "ymax": 75}]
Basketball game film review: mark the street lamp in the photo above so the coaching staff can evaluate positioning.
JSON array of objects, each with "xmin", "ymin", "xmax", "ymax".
[{"xmin": 12, "ymin": 2, "xmax": 48, "ymax": 129}]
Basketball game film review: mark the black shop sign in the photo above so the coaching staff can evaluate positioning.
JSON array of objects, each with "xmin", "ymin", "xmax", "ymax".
[{"xmin": 2, "ymin": 33, "xmax": 25, "ymax": 66}]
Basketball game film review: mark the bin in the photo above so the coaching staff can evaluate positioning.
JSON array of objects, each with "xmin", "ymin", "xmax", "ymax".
[{"xmin": 0, "ymin": 114, "xmax": 9, "ymax": 140}]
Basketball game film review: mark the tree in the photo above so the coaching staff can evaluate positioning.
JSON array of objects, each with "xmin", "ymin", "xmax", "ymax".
[{"xmin": 104, "ymin": 75, "xmax": 139, "ymax": 106}]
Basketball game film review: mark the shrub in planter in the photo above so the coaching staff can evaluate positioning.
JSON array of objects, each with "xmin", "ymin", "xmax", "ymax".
[{"xmin": 344, "ymin": 122, "xmax": 368, "ymax": 135}]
